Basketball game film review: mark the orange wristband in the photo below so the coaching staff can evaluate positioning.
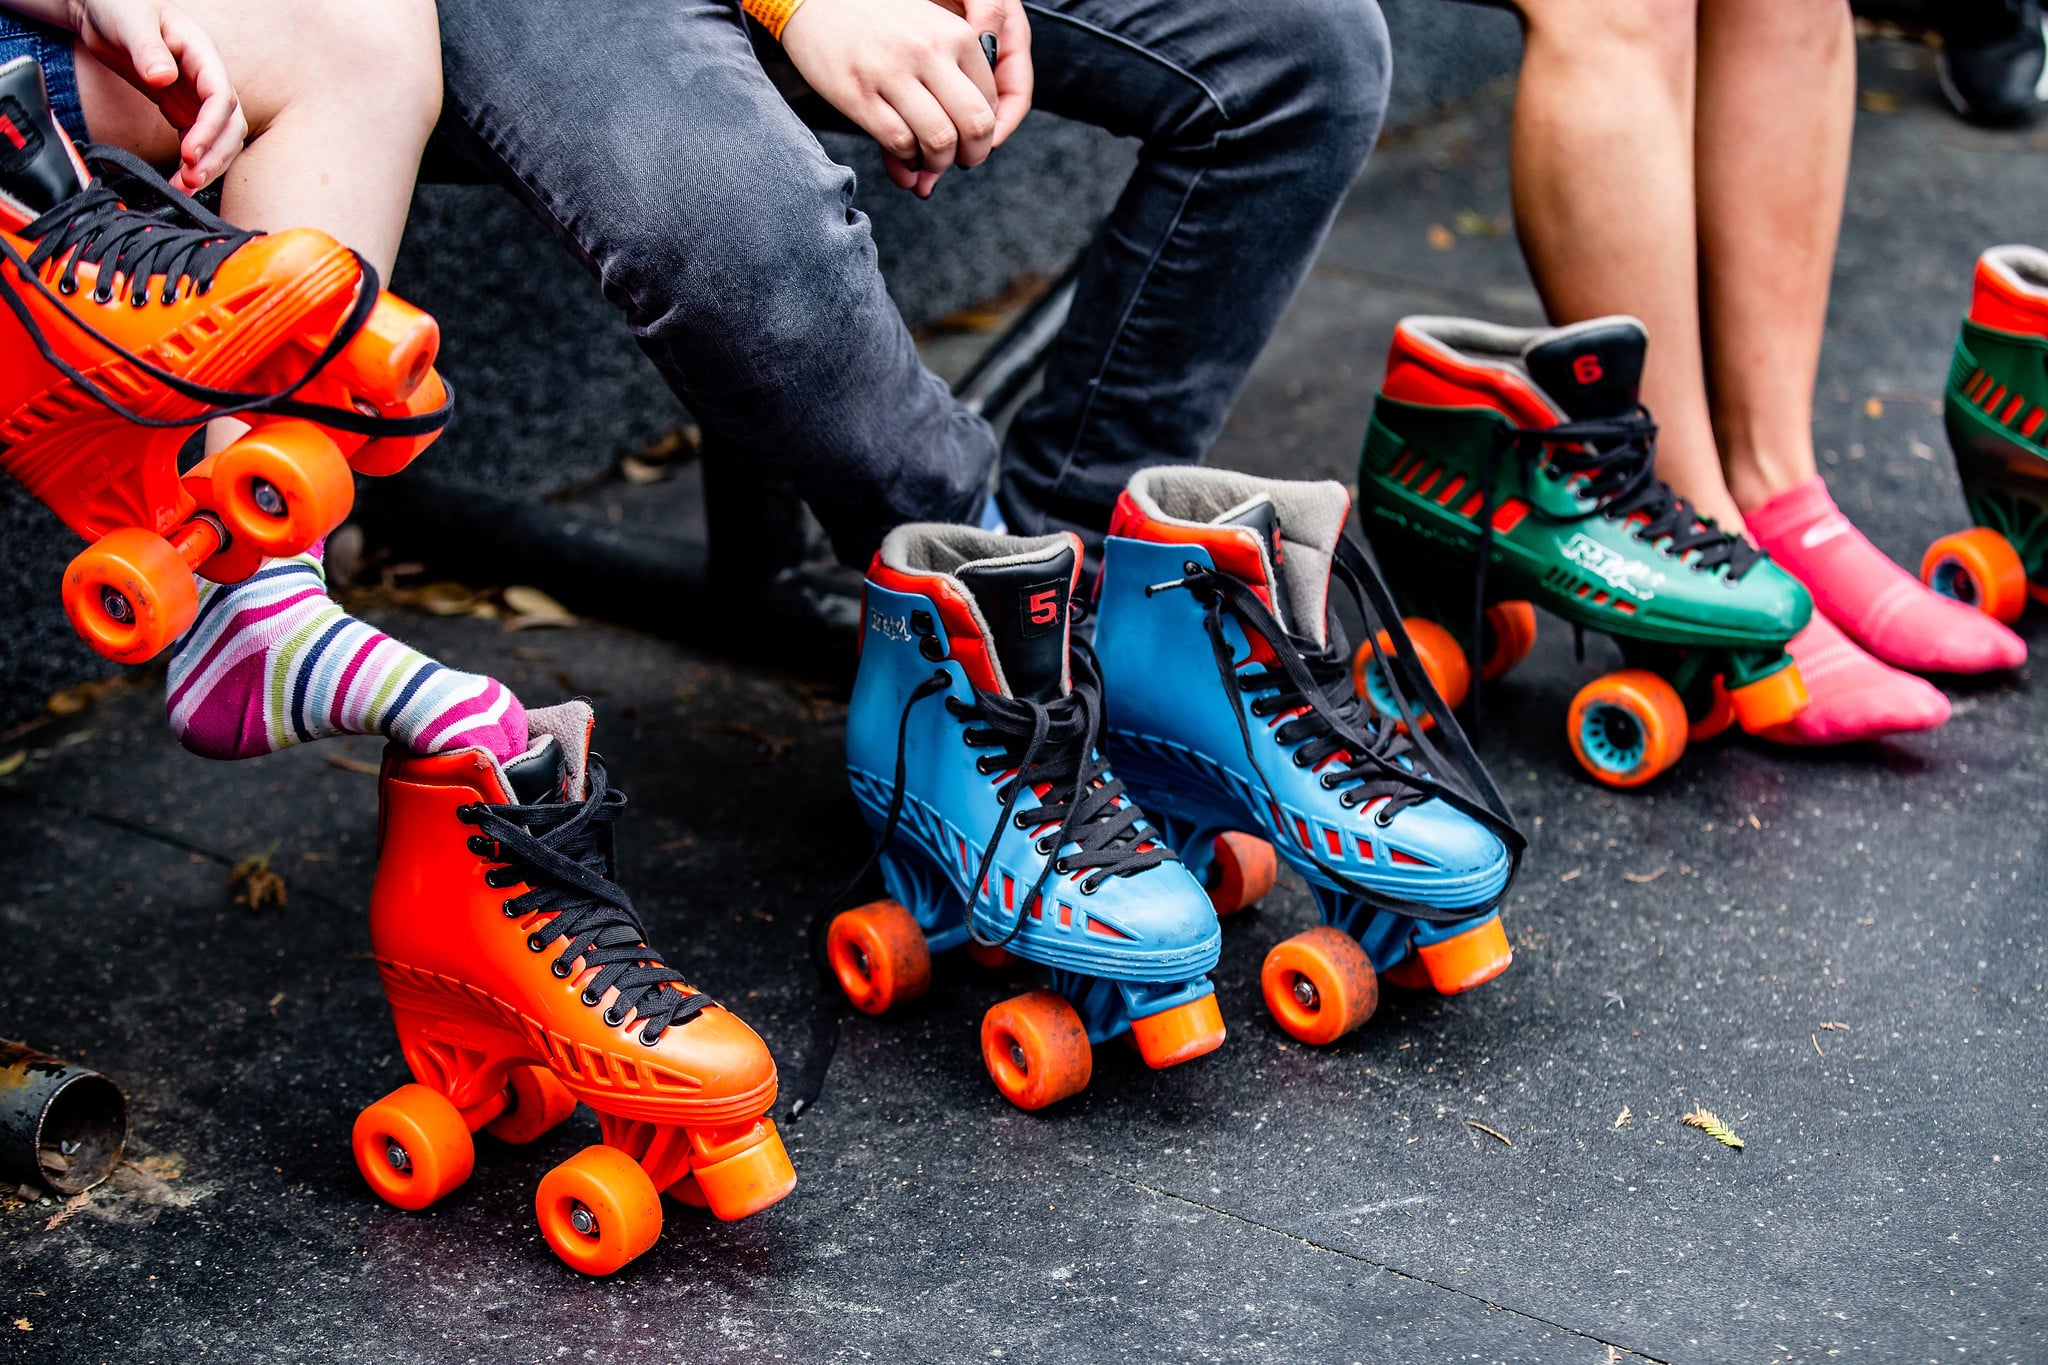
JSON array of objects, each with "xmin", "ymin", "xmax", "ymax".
[{"xmin": 741, "ymin": 0, "xmax": 808, "ymax": 40}]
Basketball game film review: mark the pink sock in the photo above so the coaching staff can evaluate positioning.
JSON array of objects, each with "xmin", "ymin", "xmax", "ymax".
[
  {"xmin": 1745, "ymin": 476, "xmax": 2025, "ymax": 674},
  {"xmin": 1761, "ymin": 613, "xmax": 1950, "ymax": 747}
]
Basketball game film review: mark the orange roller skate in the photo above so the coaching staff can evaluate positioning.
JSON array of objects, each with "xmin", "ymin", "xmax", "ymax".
[
  {"xmin": 0, "ymin": 57, "xmax": 451, "ymax": 664},
  {"xmin": 353, "ymin": 701, "xmax": 795, "ymax": 1275}
]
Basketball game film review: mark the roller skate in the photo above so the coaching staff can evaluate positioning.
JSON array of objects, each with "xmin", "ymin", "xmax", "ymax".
[
  {"xmin": 1092, "ymin": 466, "xmax": 1525, "ymax": 1046},
  {"xmin": 0, "ymin": 56, "xmax": 451, "ymax": 664},
  {"xmin": 352, "ymin": 700, "xmax": 794, "ymax": 1275},
  {"xmin": 1920, "ymin": 246, "xmax": 2048, "ymax": 624},
  {"xmin": 830, "ymin": 525, "xmax": 1225, "ymax": 1110},
  {"xmin": 1356, "ymin": 315, "xmax": 1813, "ymax": 788}
]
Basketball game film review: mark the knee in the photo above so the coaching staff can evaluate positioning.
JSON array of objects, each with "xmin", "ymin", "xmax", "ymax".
[
  {"xmin": 1237, "ymin": 0, "xmax": 1391, "ymax": 170},
  {"xmin": 1517, "ymin": 0, "xmax": 1697, "ymax": 72},
  {"xmin": 292, "ymin": 0, "xmax": 445, "ymax": 140}
]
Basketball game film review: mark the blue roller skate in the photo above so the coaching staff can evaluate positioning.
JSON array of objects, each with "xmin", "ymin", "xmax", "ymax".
[
  {"xmin": 1092, "ymin": 466, "xmax": 1525, "ymax": 1046},
  {"xmin": 830, "ymin": 524, "xmax": 1226, "ymax": 1110}
]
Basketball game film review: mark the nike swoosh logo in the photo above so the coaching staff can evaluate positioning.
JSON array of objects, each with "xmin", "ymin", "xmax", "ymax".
[{"xmin": 1800, "ymin": 517, "xmax": 1853, "ymax": 551}]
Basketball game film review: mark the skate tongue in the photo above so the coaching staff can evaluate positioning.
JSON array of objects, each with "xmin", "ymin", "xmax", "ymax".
[
  {"xmin": 1523, "ymin": 319, "xmax": 1647, "ymax": 421},
  {"xmin": 503, "ymin": 736, "xmax": 568, "ymax": 805},
  {"xmin": 955, "ymin": 543, "xmax": 1076, "ymax": 704},
  {"xmin": 1210, "ymin": 495, "xmax": 1302, "ymax": 636},
  {"xmin": 0, "ymin": 57, "xmax": 88, "ymax": 230}
]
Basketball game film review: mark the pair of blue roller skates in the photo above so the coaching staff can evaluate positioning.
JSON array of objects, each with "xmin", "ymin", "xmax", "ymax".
[{"xmin": 827, "ymin": 468, "xmax": 1525, "ymax": 1109}]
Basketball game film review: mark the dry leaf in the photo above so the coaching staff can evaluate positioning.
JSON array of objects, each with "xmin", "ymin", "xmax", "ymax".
[
  {"xmin": 1466, "ymin": 1120, "xmax": 1513, "ymax": 1147},
  {"xmin": 42, "ymin": 1193, "xmax": 89, "ymax": 1230},
  {"xmin": 324, "ymin": 753, "xmax": 381, "ymax": 776},
  {"xmin": 503, "ymin": 585, "xmax": 577, "ymax": 630},
  {"xmin": 1820, "ymin": 1021, "xmax": 1851, "ymax": 1032},
  {"xmin": 1559, "ymin": 867, "xmax": 1584, "ymax": 882},
  {"xmin": 1613, "ymin": 1105, "xmax": 1632, "ymax": 1130},
  {"xmin": 618, "ymin": 455, "xmax": 672, "ymax": 485},
  {"xmin": 1622, "ymin": 867, "xmax": 1666, "ymax": 884},
  {"xmin": 1681, "ymin": 1104, "xmax": 1745, "ymax": 1150},
  {"xmin": 1426, "ymin": 224, "xmax": 1456, "ymax": 252},
  {"xmin": 45, "ymin": 676, "xmax": 129, "ymax": 716},
  {"xmin": 12, "ymin": 1320, "xmax": 28, "ymax": 1332},
  {"xmin": 1858, "ymin": 90, "xmax": 1899, "ymax": 113},
  {"xmin": 417, "ymin": 581, "xmax": 483, "ymax": 617},
  {"xmin": 0, "ymin": 750, "xmax": 24, "ymax": 777},
  {"xmin": 230, "ymin": 852, "xmax": 288, "ymax": 912},
  {"xmin": 1863, "ymin": 396, "xmax": 1885, "ymax": 419},
  {"xmin": 1452, "ymin": 209, "xmax": 1504, "ymax": 238}
]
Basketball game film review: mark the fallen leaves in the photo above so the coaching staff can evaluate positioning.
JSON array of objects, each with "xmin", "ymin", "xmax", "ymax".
[
  {"xmin": 42, "ymin": 1193, "xmax": 89, "ymax": 1231},
  {"xmin": 230, "ymin": 852, "xmax": 288, "ymax": 912},
  {"xmin": 1613, "ymin": 1105, "xmax": 1632, "ymax": 1130},
  {"xmin": 12, "ymin": 1320, "xmax": 28, "ymax": 1332},
  {"xmin": 0, "ymin": 750, "xmax": 23, "ymax": 777},
  {"xmin": 1622, "ymin": 867, "xmax": 1666, "ymax": 884},
  {"xmin": 1427, "ymin": 224, "xmax": 1456, "ymax": 252},
  {"xmin": 46, "ymin": 675, "xmax": 133, "ymax": 717},
  {"xmin": 1559, "ymin": 867, "xmax": 1584, "ymax": 883},
  {"xmin": 502, "ymin": 585, "xmax": 577, "ymax": 631},
  {"xmin": 324, "ymin": 753, "xmax": 381, "ymax": 776},
  {"xmin": 1864, "ymin": 396, "xmax": 1886, "ymax": 418},
  {"xmin": 1858, "ymin": 90, "xmax": 1900, "ymax": 113},
  {"xmin": 1820, "ymin": 1021, "xmax": 1851, "ymax": 1032},
  {"xmin": 1682, "ymin": 1105, "xmax": 1745, "ymax": 1150}
]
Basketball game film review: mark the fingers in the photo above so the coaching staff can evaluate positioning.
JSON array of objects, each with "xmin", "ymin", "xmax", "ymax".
[
  {"xmin": 158, "ymin": 6, "xmax": 244, "ymax": 189},
  {"xmin": 879, "ymin": 76, "xmax": 965, "ymax": 178},
  {"xmin": 923, "ymin": 58, "xmax": 998, "ymax": 168},
  {"xmin": 989, "ymin": 3, "xmax": 1034, "ymax": 146}
]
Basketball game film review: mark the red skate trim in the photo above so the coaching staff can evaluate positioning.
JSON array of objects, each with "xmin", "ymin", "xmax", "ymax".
[
  {"xmin": 1107, "ymin": 491, "xmax": 1288, "ymax": 665},
  {"xmin": 1084, "ymin": 916, "xmax": 1132, "ymax": 940},
  {"xmin": 1381, "ymin": 322, "xmax": 1562, "ymax": 430},
  {"xmin": 1970, "ymin": 255, "xmax": 2048, "ymax": 336},
  {"xmin": 868, "ymin": 555, "xmax": 1004, "ymax": 693}
]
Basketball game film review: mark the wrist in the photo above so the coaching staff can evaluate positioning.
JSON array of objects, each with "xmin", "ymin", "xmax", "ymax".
[{"xmin": 741, "ymin": 0, "xmax": 809, "ymax": 41}]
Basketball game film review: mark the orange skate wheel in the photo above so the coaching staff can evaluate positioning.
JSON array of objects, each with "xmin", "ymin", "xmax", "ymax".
[
  {"xmin": 1688, "ymin": 676, "xmax": 1738, "ymax": 743},
  {"xmin": 1727, "ymin": 662, "xmax": 1809, "ymax": 734},
  {"xmin": 1261, "ymin": 925, "xmax": 1378, "ymax": 1045},
  {"xmin": 981, "ymin": 990, "xmax": 1092, "ymax": 1111},
  {"xmin": 690, "ymin": 1121, "xmax": 797, "ymax": 1221},
  {"xmin": 1480, "ymin": 601, "xmax": 1538, "ymax": 681},
  {"xmin": 1921, "ymin": 527, "xmax": 2028, "ymax": 625},
  {"xmin": 210, "ymin": 419, "xmax": 355, "ymax": 556},
  {"xmin": 348, "ymin": 369, "xmax": 449, "ymax": 478},
  {"xmin": 62, "ymin": 528, "xmax": 199, "ymax": 664},
  {"xmin": 826, "ymin": 899, "xmax": 931, "ymax": 1015},
  {"xmin": 1353, "ymin": 618, "xmax": 1470, "ymax": 726},
  {"xmin": 536, "ymin": 1145, "xmax": 662, "ymax": 1276},
  {"xmin": 1128, "ymin": 992, "xmax": 1226, "ymax": 1069},
  {"xmin": 485, "ymin": 1065, "xmax": 579, "ymax": 1145},
  {"xmin": 1567, "ymin": 669, "xmax": 1688, "ymax": 789},
  {"xmin": 330, "ymin": 292, "xmax": 440, "ymax": 403},
  {"xmin": 1206, "ymin": 832, "xmax": 1277, "ymax": 917},
  {"xmin": 352, "ymin": 1083, "xmax": 475, "ymax": 1211},
  {"xmin": 1411, "ymin": 916, "xmax": 1512, "ymax": 995},
  {"xmin": 963, "ymin": 940, "xmax": 1014, "ymax": 969}
]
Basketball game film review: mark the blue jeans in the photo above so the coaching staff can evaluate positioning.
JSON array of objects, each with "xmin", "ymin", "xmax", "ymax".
[
  {"xmin": 0, "ymin": 11, "xmax": 86, "ymax": 142},
  {"xmin": 432, "ymin": 0, "xmax": 1389, "ymax": 561}
]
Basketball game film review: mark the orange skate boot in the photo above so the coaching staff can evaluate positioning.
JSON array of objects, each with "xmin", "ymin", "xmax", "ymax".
[
  {"xmin": 351, "ymin": 701, "xmax": 794, "ymax": 1275},
  {"xmin": 0, "ymin": 56, "xmax": 452, "ymax": 664}
]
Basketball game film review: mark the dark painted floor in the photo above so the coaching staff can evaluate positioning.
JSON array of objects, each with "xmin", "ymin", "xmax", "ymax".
[{"xmin": 3, "ymin": 36, "xmax": 2043, "ymax": 1365}]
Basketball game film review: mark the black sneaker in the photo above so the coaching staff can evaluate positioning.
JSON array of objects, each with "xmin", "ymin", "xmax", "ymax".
[{"xmin": 1940, "ymin": 0, "xmax": 2048, "ymax": 127}]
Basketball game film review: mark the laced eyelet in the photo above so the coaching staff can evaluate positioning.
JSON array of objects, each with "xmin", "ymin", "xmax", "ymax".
[
  {"xmin": 1081, "ymin": 877, "xmax": 1103, "ymax": 895},
  {"xmin": 527, "ymin": 933, "xmax": 547, "ymax": 952},
  {"xmin": 580, "ymin": 987, "xmax": 603, "ymax": 1007},
  {"xmin": 1292, "ymin": 752, "xmax": 1311, "ymax": 769},
  {"xmin": 604, "ymin": 1004, "xmax": 628, "ymax": 1027},
  {"xmin": 638, "ymin": 1024, "xmax": 663, "ymax": 1047},
  {"xmin": 1183, "ymin": 560, "xmax": 1202, "ymax": 575},
  {"xmin": 920, "ymin": 638, "xmax": 947, "ymax": 661},
  {"xmin": 1373, "ymin": 808, "xmax": 1397, "ymax": 828},
  {"xmin": 1014, "ymin": 814, "xmax": 1033, "ymax": 828},
  {"xmin": 502, "ymin": 901, "xmax": 522, "ymax": 918},
  {"xmin": 1320, "ymin": 773, "xmax": 1339, "ymax": 789},
  {"xmin": 1339, "ymin": 793, "xmax": 1360, "ymax": 808},
  {"xmin": 467, "ymin": 835, "xmax": 489, "ymax": 854},
  {"xmin": 1036, "ymin": 837, "xmax": 1055, "ymax": 855},
  {"xmin": 456, "ymin": 804, "xmax": 481, "ymax": 824},
  {"xmin": 57, "ymin": 278, "xmax": 77, "ymax": 296},
  {"xmin": 551, "ymin": 961, "xmax": 572, "ymax": 979}
]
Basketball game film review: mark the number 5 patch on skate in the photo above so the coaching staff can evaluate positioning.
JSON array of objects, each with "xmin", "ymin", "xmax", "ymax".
[{"xmin": 1020, "ymin": 581, "xmax": 1066, "ymax": 636}]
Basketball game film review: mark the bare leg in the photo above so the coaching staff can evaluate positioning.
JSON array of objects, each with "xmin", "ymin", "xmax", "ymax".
[
  {"xmin": 70, "ymin": 0, "xmax": 441, "ymax": 280},
  {"xmin": 1694, "ymin": 0, "xmax": 1853, "ymax": 511},
  {"xmin": 1507, "ymin": 0, "xmax": 1743, "ymax": 527}
]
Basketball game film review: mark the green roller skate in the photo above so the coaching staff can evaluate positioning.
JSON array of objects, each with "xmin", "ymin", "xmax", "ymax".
[
  {"xmin": 1920, "ymin": 245, "xmax": 2048, "ymax": 625},
  {"xmin": 1355, "ymin": 315, "xmax": 1813, "ymax": 789}
]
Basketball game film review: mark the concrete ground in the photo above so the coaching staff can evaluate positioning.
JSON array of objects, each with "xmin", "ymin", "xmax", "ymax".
[{"xmin": 3, "ymin": 34, "xmax": 2043, "ymax": 1365}]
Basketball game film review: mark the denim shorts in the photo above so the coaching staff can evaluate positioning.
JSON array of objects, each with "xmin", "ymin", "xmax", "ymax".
[{"xmin": 0, "ymin": 10, "xmax": 86, "ymax": 142}]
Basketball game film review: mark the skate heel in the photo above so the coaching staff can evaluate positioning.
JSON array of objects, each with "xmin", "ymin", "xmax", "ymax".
[
  {"xmin": 320, "ymin": 291, "xmax": 440, "ymax": 403},
  {"xmin": 1726, "ymin": 658, "xmax": 1809, "ymax": 733},
  {"xmin": 1407, "ymin": 913, "xmax": 1511, "ymax": 994},
  {"xmin": 686, "ymin": 1118, "xmax": 797, "ymax": 1221}
]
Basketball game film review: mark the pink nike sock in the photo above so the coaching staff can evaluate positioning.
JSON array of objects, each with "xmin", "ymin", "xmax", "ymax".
[
  {"xmin": 1745, "ymin": 476, "xmax": 2025, "ymax": 675},
  {"xmin": 1760, "ymin": 613, "xmax": 1950, "ymax": 747}
]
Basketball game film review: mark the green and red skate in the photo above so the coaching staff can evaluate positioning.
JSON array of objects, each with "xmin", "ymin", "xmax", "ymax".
[
  {"xmin": 1354, "ymin": 315, "xmax": 1813, "ymax": 789},
  {"xmin": 1921, "ymin": 245, "xmax": 2048, "ymax": 624}
]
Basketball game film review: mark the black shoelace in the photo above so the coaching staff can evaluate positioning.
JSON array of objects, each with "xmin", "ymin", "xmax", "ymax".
[
  {"xmin": 0, "ymin": 144, "xmax": 449, "ymax": 440},
  {"xmin": 1468, "ymin": 406, "xmax": 1758, "ymax": 727},
  {"xmin": 1149, "ymin": 533, "xmax": 1524, "ymax": 925},
  {"xmin": 458, "ymin": 756, "xmax": 712, "ymax": 1045},
  {"xmin": 823, "ymin": 639, "xmax": 1173, "ymax": 955}
]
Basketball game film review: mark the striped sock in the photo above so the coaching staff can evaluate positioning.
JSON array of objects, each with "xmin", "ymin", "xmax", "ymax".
[{"xmin": 166, "ymin": 542, "xmax": 527, "ymax": 763}]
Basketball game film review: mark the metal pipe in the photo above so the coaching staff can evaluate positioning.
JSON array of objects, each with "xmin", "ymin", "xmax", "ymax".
[{"xmin": 0, "ymin": 1040, "xmax": 128, "ymax": 1195}]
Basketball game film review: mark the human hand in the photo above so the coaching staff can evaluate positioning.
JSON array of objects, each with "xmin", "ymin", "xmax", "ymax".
[
  {"xmin": 781, "ymin": 0, "xmax": 1029, "ymax": 198},
  {"xmin": 65, "ymin": 0, "xmax": 247, "ymax": 190}
]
